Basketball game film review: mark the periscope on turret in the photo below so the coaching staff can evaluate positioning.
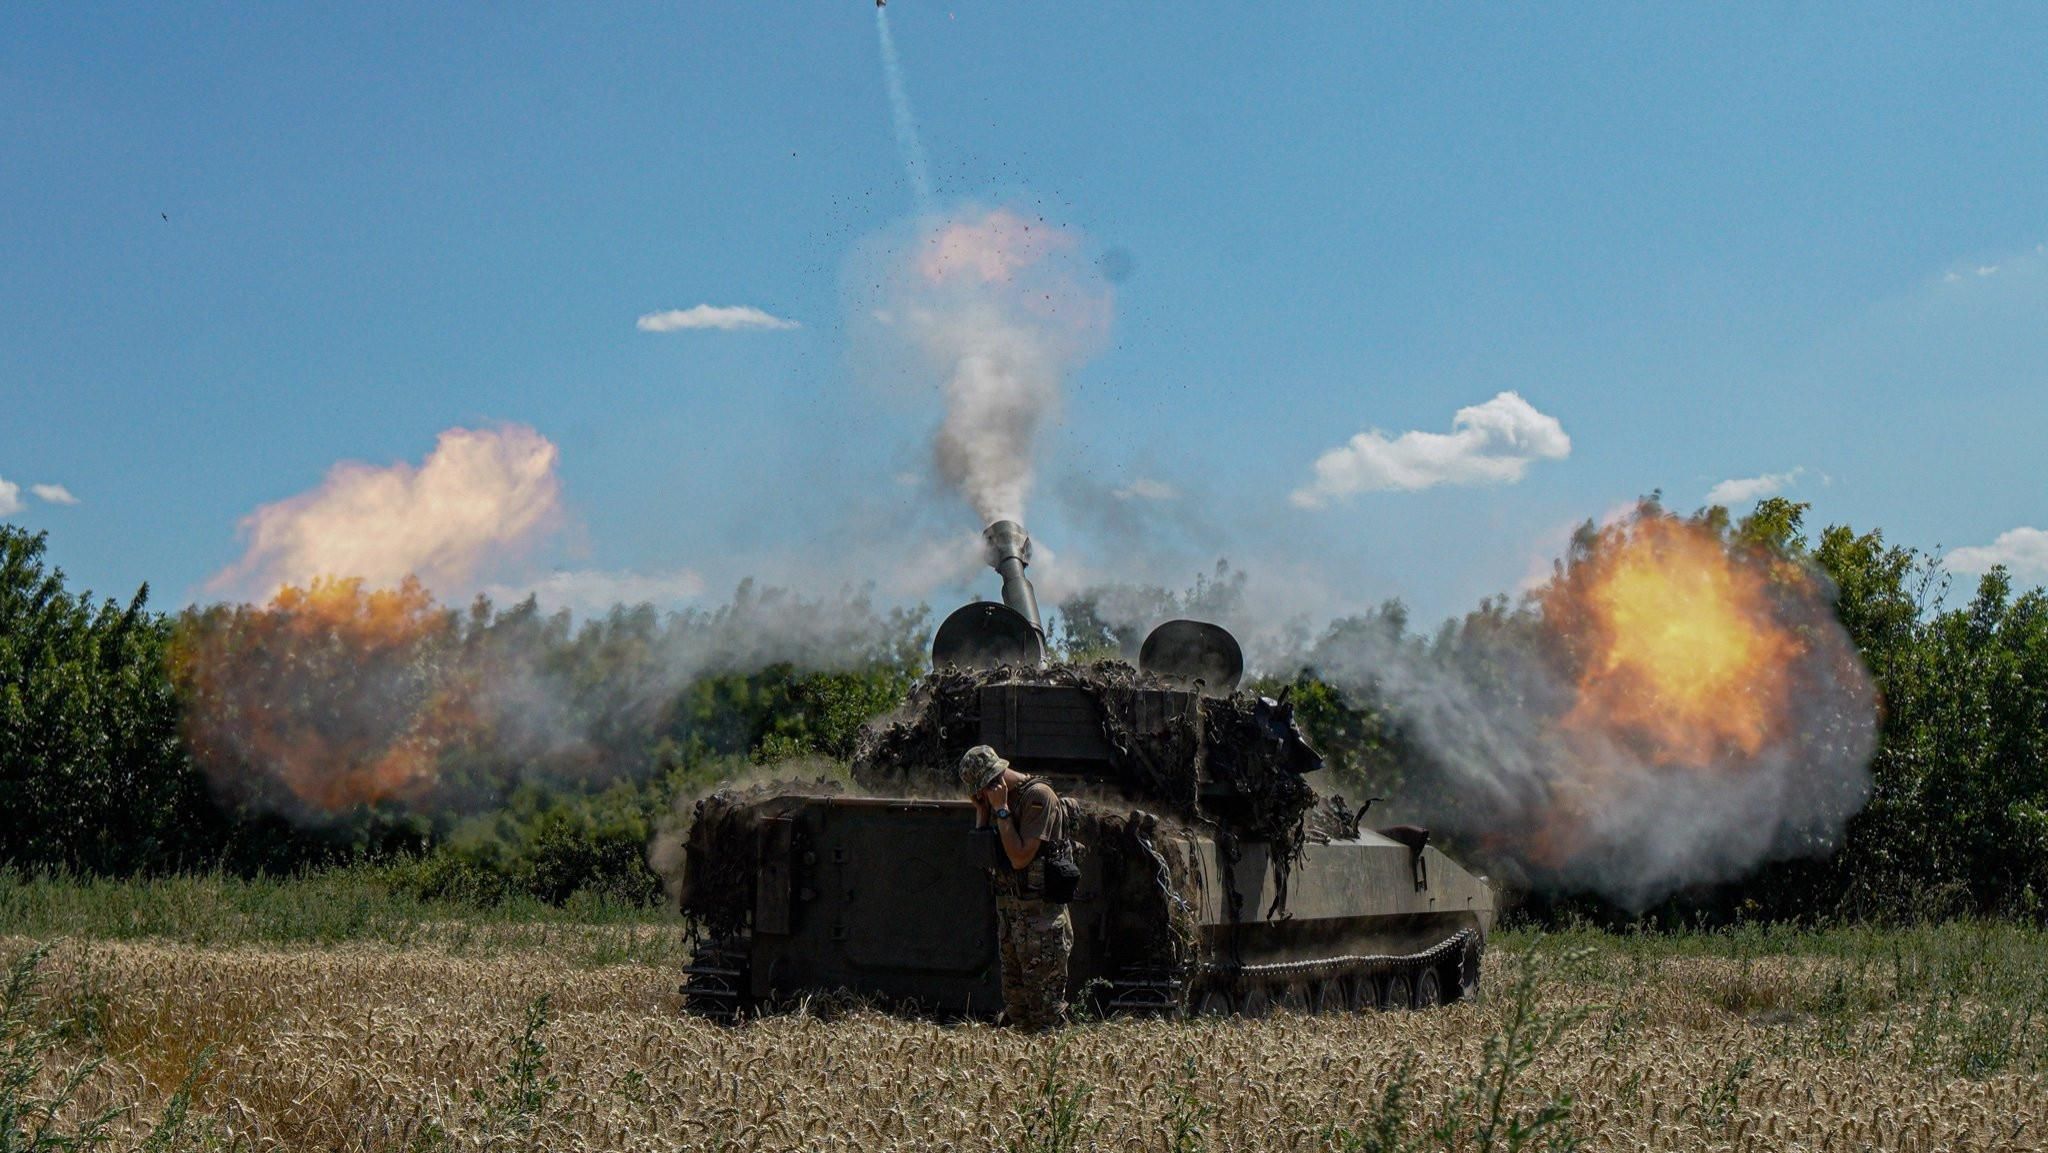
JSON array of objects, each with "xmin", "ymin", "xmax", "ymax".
[{"xmin": 679, "ymin": 519, "xmax": 1495, "ymax": 1019}]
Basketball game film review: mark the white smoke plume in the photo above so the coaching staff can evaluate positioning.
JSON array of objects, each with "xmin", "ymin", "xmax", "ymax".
[
  {"xmin": 875, "ymin": 5, "xmax": 933, "ymax": 211},
  {"xmin": 486, "ymin": 567, "xmax": 709, "ymax": 616},
  {"xmin": 208, "ymin": 425, "xmax": 563, "ymax": 599},
  {"xmin": 1114, "ymin": 478, "xmax": 1179, "ymax": 502},
  {"xmin": 857, "ymin": 208, "xmax": 1112, "ymax": 525}
]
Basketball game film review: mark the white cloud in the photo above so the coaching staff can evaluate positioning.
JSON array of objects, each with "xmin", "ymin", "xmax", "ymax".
[
  {"xmin": 31, "ymin": 484, "xmax": 78, "ymax": 506},
  {"xmin": 636, "ymin": 305, "xmax": 798, "ymax": 332},
  {"xmin": 0, "ymin": 477, "xmax": 21, "ymax": 517},
  {"xmin": 489, "ymin": 567, "xmax": 707, "ymax": 615},
  {"xmin": 1290, "ymin": 391, "xmax": 1571, "ymax": 508},
  {"xmin": 1114, "ymin": 477, "xmax": 1178, "ymax": 502},
  {"xmin": 1948, "ymin": 528, "xmax": 2048, "ymax": 581},
  {"xmin": 1705, "ymin": 467, "xmax": 1804, "ymax": 507},
  {"xmin": 209, "ymin": 425, "xmax": 563, "ymax": 598}
]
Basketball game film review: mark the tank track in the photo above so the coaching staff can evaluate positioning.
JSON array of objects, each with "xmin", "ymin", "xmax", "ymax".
[
  {"xmin": 686, "ymin": 929, "xmax": 1483, "ymax": 1020},
  {"xmin": 1107, "ymin": 927, "xmax": 1482, "ymax": 1017},
  {"xmin": 679, "ymin": 934, "xmax": 752, "ymax": 1020}
]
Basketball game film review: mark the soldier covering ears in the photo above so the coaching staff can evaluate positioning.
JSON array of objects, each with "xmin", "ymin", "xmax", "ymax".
[{"xmin": 960, "ymin": 744, "xmax": 1074, "ymax": 1030}]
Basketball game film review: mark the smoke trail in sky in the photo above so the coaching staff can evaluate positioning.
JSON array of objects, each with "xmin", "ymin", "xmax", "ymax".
[{"xmin": 875, "ymin": 6, "xmax": 933, "ymax": 211}]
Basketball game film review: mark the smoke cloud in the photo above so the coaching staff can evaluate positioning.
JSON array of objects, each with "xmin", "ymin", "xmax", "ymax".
[
  {"xmin": 174, "ymin": 575, "xmax": 925, "ymax": 820},
  {"xmin": 178, "ymin": 417, "xmax": 950, "ymax": 822},
  {"xmin": 1114, "ymin": 478, "xmax": 1179, "ymax": 502},
  {"xmin": 1304, "ymin": 507, "xmax": 1877, "ymax": 909},
  {"xmin": 485, "ymin": 567, "xmax": 708, "ymax": 617},
  {"xmin": 857, "ymin": 207, "xmax": 1112, "ymax": 525},
  {"xmin": 209, "ymin": 425, "xmax": 563, "ymax": 599}
]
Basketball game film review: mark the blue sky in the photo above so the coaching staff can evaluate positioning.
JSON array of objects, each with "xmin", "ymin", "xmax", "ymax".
[{"xmin": 4, "ymin": 3, "xmax": 2045, "ymax": 631}]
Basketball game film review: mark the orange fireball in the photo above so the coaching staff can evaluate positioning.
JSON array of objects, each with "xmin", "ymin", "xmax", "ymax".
[
  {"xmin": 174, "ymin": 577, "xmax": 476, "ymax": 812},
  {"xmin": 1545, "ymin": 515, "xmax": 1805, "ymax": 767}
]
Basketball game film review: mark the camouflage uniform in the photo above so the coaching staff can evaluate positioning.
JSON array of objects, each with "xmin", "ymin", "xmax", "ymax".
[
  {"xmin": 961, "ymin": 747, "xmax": 1072, "ymax": 1031},
  {"xmin": 994, "ymin": 850, "xmax": 1073, "ymax": 1031}
]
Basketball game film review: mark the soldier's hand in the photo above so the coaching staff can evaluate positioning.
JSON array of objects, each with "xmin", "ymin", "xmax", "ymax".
[{"xmin": 988, "ymin": 781, "xmax": 1010, "ymax": 810}]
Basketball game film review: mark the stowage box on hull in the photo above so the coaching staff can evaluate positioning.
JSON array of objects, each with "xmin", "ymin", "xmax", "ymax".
[{"xmin": 680, "ymin": 792, "xmax": 1495, "ymax": 1019}]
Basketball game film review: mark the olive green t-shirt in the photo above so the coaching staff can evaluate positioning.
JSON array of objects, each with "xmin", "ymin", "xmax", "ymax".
[
  {"xmin": 1013, "ymin": 779, "xmax": 1064, "ymax": 849},
  {"xmin": 995, "ymin": 779, "xmax": 1064, "ymax": 895}
]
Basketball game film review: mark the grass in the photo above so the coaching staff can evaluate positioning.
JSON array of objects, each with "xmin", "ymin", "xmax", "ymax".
[
  {"xmin": 1501, "ymin": 919, "xmax": 2048, "ymax": 1080},
  {"xmin": 0, "ymin": 867, "xmax": 689, "ymax": 967},
  {"xmin": 0, "ymin": 875, "xmax": 2044, "ymax": 1150}
]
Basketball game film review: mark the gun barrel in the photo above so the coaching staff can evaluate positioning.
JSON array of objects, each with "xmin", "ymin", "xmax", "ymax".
[{"xmin": 982, "ymin": 519, "xmax": 1045, "ymax": 661}]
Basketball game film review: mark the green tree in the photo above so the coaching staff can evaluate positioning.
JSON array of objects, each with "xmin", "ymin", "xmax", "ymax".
[{"xmin": 0, "ymin": 528, "xmax": 214, "ymax": 872}]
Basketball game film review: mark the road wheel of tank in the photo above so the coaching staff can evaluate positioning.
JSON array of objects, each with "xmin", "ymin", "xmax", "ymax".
[
  {"xmin": 1343, "ymin": 975, "xmax": 1374, "ymax": 1012},
  {"xmin": 1450, "ymin": 937, "xmax": 1483, "ymax": 1003},
  {"xmin": 1240, "ymin": 984, "xmax": 1272, "ymax": 1018},
  {"xmin": 1383, "ymin": 972, "xmax": 1414, "ymax": 1011},
  {"xmin": 1413, "ymin": 967, "xmax": 1443, "ymax": 1009},
  {"xmin": 1313, "ymin": 979, "xmax": 1346, "ymax": 1014},
  {"xmin": 1277, "ymin": 983, "xmax": 1310, "ymax": 1015},
  {"xmin": 1197, "ymin": 986, "xmax": 1233, "ymax": 1018},
  {"xmin": 1361, "ymin": 974, "xmax": 1390, "ymax": 1011},
  {"xmin": 1363, "ymin": 976, "xmax": 1389, "ymax": 1011}
]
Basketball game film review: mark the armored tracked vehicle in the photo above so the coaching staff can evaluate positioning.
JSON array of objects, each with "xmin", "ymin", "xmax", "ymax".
[{"xmin": 680, "ymin": 520, "xmax": 1494, "ymax": 1018}]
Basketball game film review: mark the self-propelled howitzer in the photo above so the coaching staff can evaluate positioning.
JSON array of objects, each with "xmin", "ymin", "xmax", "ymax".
[{"xmin": 679, "ymin": 520, "xmax": 1494, "ymax": 1018}]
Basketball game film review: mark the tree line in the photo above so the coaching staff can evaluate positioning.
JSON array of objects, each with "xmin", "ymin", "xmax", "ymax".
[{"xmin": 1, "ymin": 506, "xmax": 2043, "ymax": 922}]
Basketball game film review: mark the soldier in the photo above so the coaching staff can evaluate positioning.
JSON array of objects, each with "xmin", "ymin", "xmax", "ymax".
[{"xmin": 959, "ymin": 744, "xmax": 1073, "ymax": 1031}]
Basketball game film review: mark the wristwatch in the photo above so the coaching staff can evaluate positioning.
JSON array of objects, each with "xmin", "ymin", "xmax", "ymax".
[{"xmin": 994, "ymin": 806, "xmax": 1011, "ymax": 820}]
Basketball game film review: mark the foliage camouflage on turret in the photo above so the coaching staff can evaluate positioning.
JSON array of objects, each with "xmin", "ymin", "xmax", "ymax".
[{"xmin": 851, "ymin": 660, "xmax": 1323, "ymax": 858}]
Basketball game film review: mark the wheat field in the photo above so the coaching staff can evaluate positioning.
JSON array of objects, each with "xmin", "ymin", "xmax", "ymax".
[{"xmin": 5, "ymin": 923, "xmax": 2044, "ymax": 1153}]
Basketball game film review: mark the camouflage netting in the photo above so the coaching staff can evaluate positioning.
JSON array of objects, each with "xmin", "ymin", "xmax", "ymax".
[
  {"xmin": 1304, "ymin": 793, "xmax": 1365, "ymax": 844},
  {"xmin": 852, "ymin": 661, "xmax": 1321, "ymax": 852},
  {"xmin": 679, "ymin": 781, "xmax": 1205, "ymax": 979},
  {"xmin": 682, "ymin": 661, "xmax": 1345, "ymax": 943},
  {"xmin": 853, "ymin": 662, "xmax": 1164, "ymax": 794},
  {"xmin": 1080, "ymin": 806, "xmax": 1203, "ymax": 981},
  {"xmin": 679, "ymin": 781, "xmax": 843, "ymax": 937}
]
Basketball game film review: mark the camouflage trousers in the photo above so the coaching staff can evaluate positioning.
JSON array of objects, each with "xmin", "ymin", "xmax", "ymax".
[{"xmin": 994, "ymin": 893, "xmax": 1072, "ymax": 1031}]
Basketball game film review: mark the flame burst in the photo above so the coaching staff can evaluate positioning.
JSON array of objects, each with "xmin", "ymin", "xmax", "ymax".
[
  {"xmin": 1548, "ymin": 516, "xmax": 1804, "ymax": 766},
  {"xmin": 1486, "ymin": 509, "xmax": 1873, "ymax": 882},
  {"xmin": 1320, "ymin": 502, "xmax": 1876, "ymax": 903},
  {"xmin": 174, "ymin": 578, "xmax": 476, "ymax": 812}
]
